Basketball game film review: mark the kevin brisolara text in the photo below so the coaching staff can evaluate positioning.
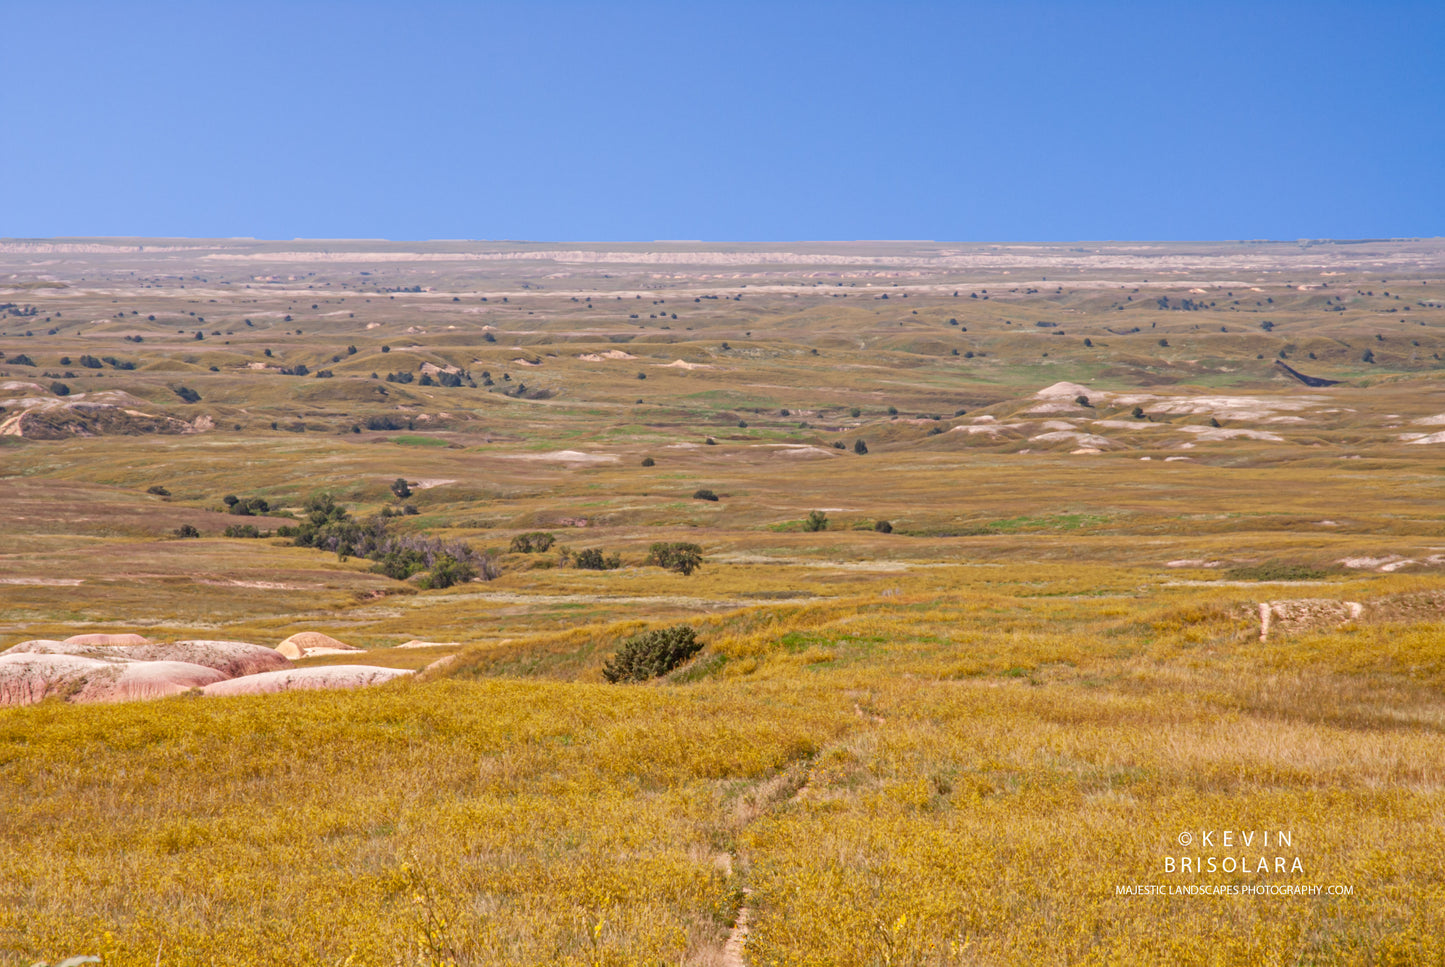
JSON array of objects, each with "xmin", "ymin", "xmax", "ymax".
[{"xmin": 1115, "ymin": 884, "xmax": 1354, "ymax": 896}]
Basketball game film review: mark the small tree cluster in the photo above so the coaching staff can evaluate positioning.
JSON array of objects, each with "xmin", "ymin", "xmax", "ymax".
[
  {"xmin": 417, "ymin": 553, "xmax": 475, "ymax": 589},
  {"xmin": 223, "ymin": 495, "xmax": 270, "ymax": 516},
  {"xmin": 645, "ymin": 541, "xmax": 703, "ymax": 576},
  {"xmin": 282, "ymin": 494, "xmax": 496, "ymax": 586},
  {"xmin": 510, "ymin": 531, "xmax": 556, "ymax": 553},
  {"xmin": 569, "ymin": 547, "xmax": 622, "ymax": 570},
  {"xmin": 223, "ymin": 523, "xmax": 267, "ymax": 538},
  {"xmin": 803, "ymin": 510, "xmax": 828, "ymax": 532},
  {"xmin": 602, "ymin": 625, "xmax": 703, "ymax": 683}
]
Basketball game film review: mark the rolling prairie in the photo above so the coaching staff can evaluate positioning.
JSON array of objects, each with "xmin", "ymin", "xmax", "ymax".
[{"xmin": 2, "ymin": 238, "xmax": 1445, "ymax": 965}]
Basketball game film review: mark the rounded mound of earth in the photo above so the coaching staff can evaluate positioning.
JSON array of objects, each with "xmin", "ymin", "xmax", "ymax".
[
  {"xmin": 3, "ymin": 640, "xmax": 112, "ymax": 658},
  {"xmin": 157, "ymin": 640, "xmax": 293, "ymax": 677},
  {"xmin": 1, "ymin": 639, "xmax": 69, "ymax": 653},
  {"xmin": 0, "ymin": 652, "xmax": 112, "ymax": 705},
  {"xmin": 276, "ymin": 632, "xmax": 360, "ymax": 660},
  {"xmin": 3, "ymin": 639, "xmax": 292, "ymax": 679},
  {"xmin": 201, "ymin": 665, "xmax": 412, "ymax": 696},
  {"xmin": 63, "ymin": 633, "xmax": 152, "ymax": 647},
  {"xmin": 72, "ymin": 660, "xmax": 227, "ymax": 703}
]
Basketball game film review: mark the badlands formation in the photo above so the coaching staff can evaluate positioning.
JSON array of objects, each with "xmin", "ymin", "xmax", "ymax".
[{"xmin": 0, "ymin": 633, "xmax": 408, "ymax": 706}]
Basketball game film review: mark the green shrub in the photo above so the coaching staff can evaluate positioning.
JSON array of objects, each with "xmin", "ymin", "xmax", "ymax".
[
  {"xmin": 803, "ymin": 510, "xmax": 828, "ymax": 532},
  {"xmin": 390, "ymin": 477, "xmax": 412, "ymax": 499},
  {"xmin": 173, "ymin": 524, "xmax": 200, "ymax": 539},
  {"xmin": 574, "ymin": 548, "xmax": 621, "ymax": 570},
  {"xmin": 874, "ymin": 520, "xmax": 893, "ymax": 533},
  {"xmin": 227, "ymin": 497, "xmax": 269, "ymax": 516},
  {"xmin": 1226, "ymin": 562, "xmax": 1328, "ymax": 581},
  {"xmin": 641, "ymin": 456, "xmax": 656, "ymax": 467},
  {"xmin": 645, "ymin": 542, "xmax": 703, "ymax": 576},
  {"xmin": 146, "ymin": 485, "xmax": 170, "ymax": 497},
  {"xmin": 417, "ymin": 553, "xmax": 476, "ymax": 589},
  {"xmin": 602, "ymin": 625, "xmax": 704, "ymax": 683},
  {"xmin": 510, "ymin": 531, "xmax": 556, "ymax": 553},
  {"xmin": 853, "ymin": 439, "xmax": 869, "ymax": 455},
  {"xmin": 223, "ymin": 524, "xmax": 265, "ymax": 539},
  {"xmin": 371, "ymin": 549, "xmax": 427, "ymax": 580},
  {"xmin": 693, "ymin": 488, "xmax": 719, "ymax": 502}
]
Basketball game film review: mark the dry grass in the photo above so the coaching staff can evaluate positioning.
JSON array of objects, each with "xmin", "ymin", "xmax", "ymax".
[{"xmin": 3, "ymin": 240, "xmax": 1445, "ymax": 964}]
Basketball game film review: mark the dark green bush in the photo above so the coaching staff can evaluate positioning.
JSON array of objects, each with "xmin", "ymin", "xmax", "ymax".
[
  {"xmin": 1226, "ymin": 562, "xmax": 1328, "ymax": 581},
  {"xmin": 223, "ymin": 523, "xmax": 265, "ymax": 539},
  {"xmin": 417, "ymin": 553, "xmax": 476, "ymax": 589},
  {"xmin": 574, "ymin": 548, "xmax": 621, "ymax": 570},
  {"xmin": 693, "ymin": 488, "xmax": 719, "ymax": 502},
  {"xmin": 510, "ymin": 531, "xmax": 556, "ymax": 553},
  {"xmin": 645, "ymin": 542, "xmax": 703, "ymax": 576},
  {"xmin": 803, "ymin": 510, "xmax": 828, "ymax": 532},
  {"xmin": 874, "ymin": 520, "xmax": 893, "ymax": 533},
  {"xmin": 602, "ymin": 625, "xmax": 704, "ymax": 683},
  {"xmin": 173, "ymin": 524, "xmax": 200, "ymax": 538},
  {"xmin": 371, "ymin": 549, "xmax": 427, "ymax": 580}
]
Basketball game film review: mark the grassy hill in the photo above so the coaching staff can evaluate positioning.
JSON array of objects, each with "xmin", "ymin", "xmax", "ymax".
[{"xmin": 2, "ymin": 238, "xmax": 1445, "ymax": 965}]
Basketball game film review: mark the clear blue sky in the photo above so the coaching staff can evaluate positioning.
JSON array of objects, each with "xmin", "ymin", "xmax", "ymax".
[{"xmin": 3, "ymin": 1, "xmax": 1442, "ymax": 241}]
